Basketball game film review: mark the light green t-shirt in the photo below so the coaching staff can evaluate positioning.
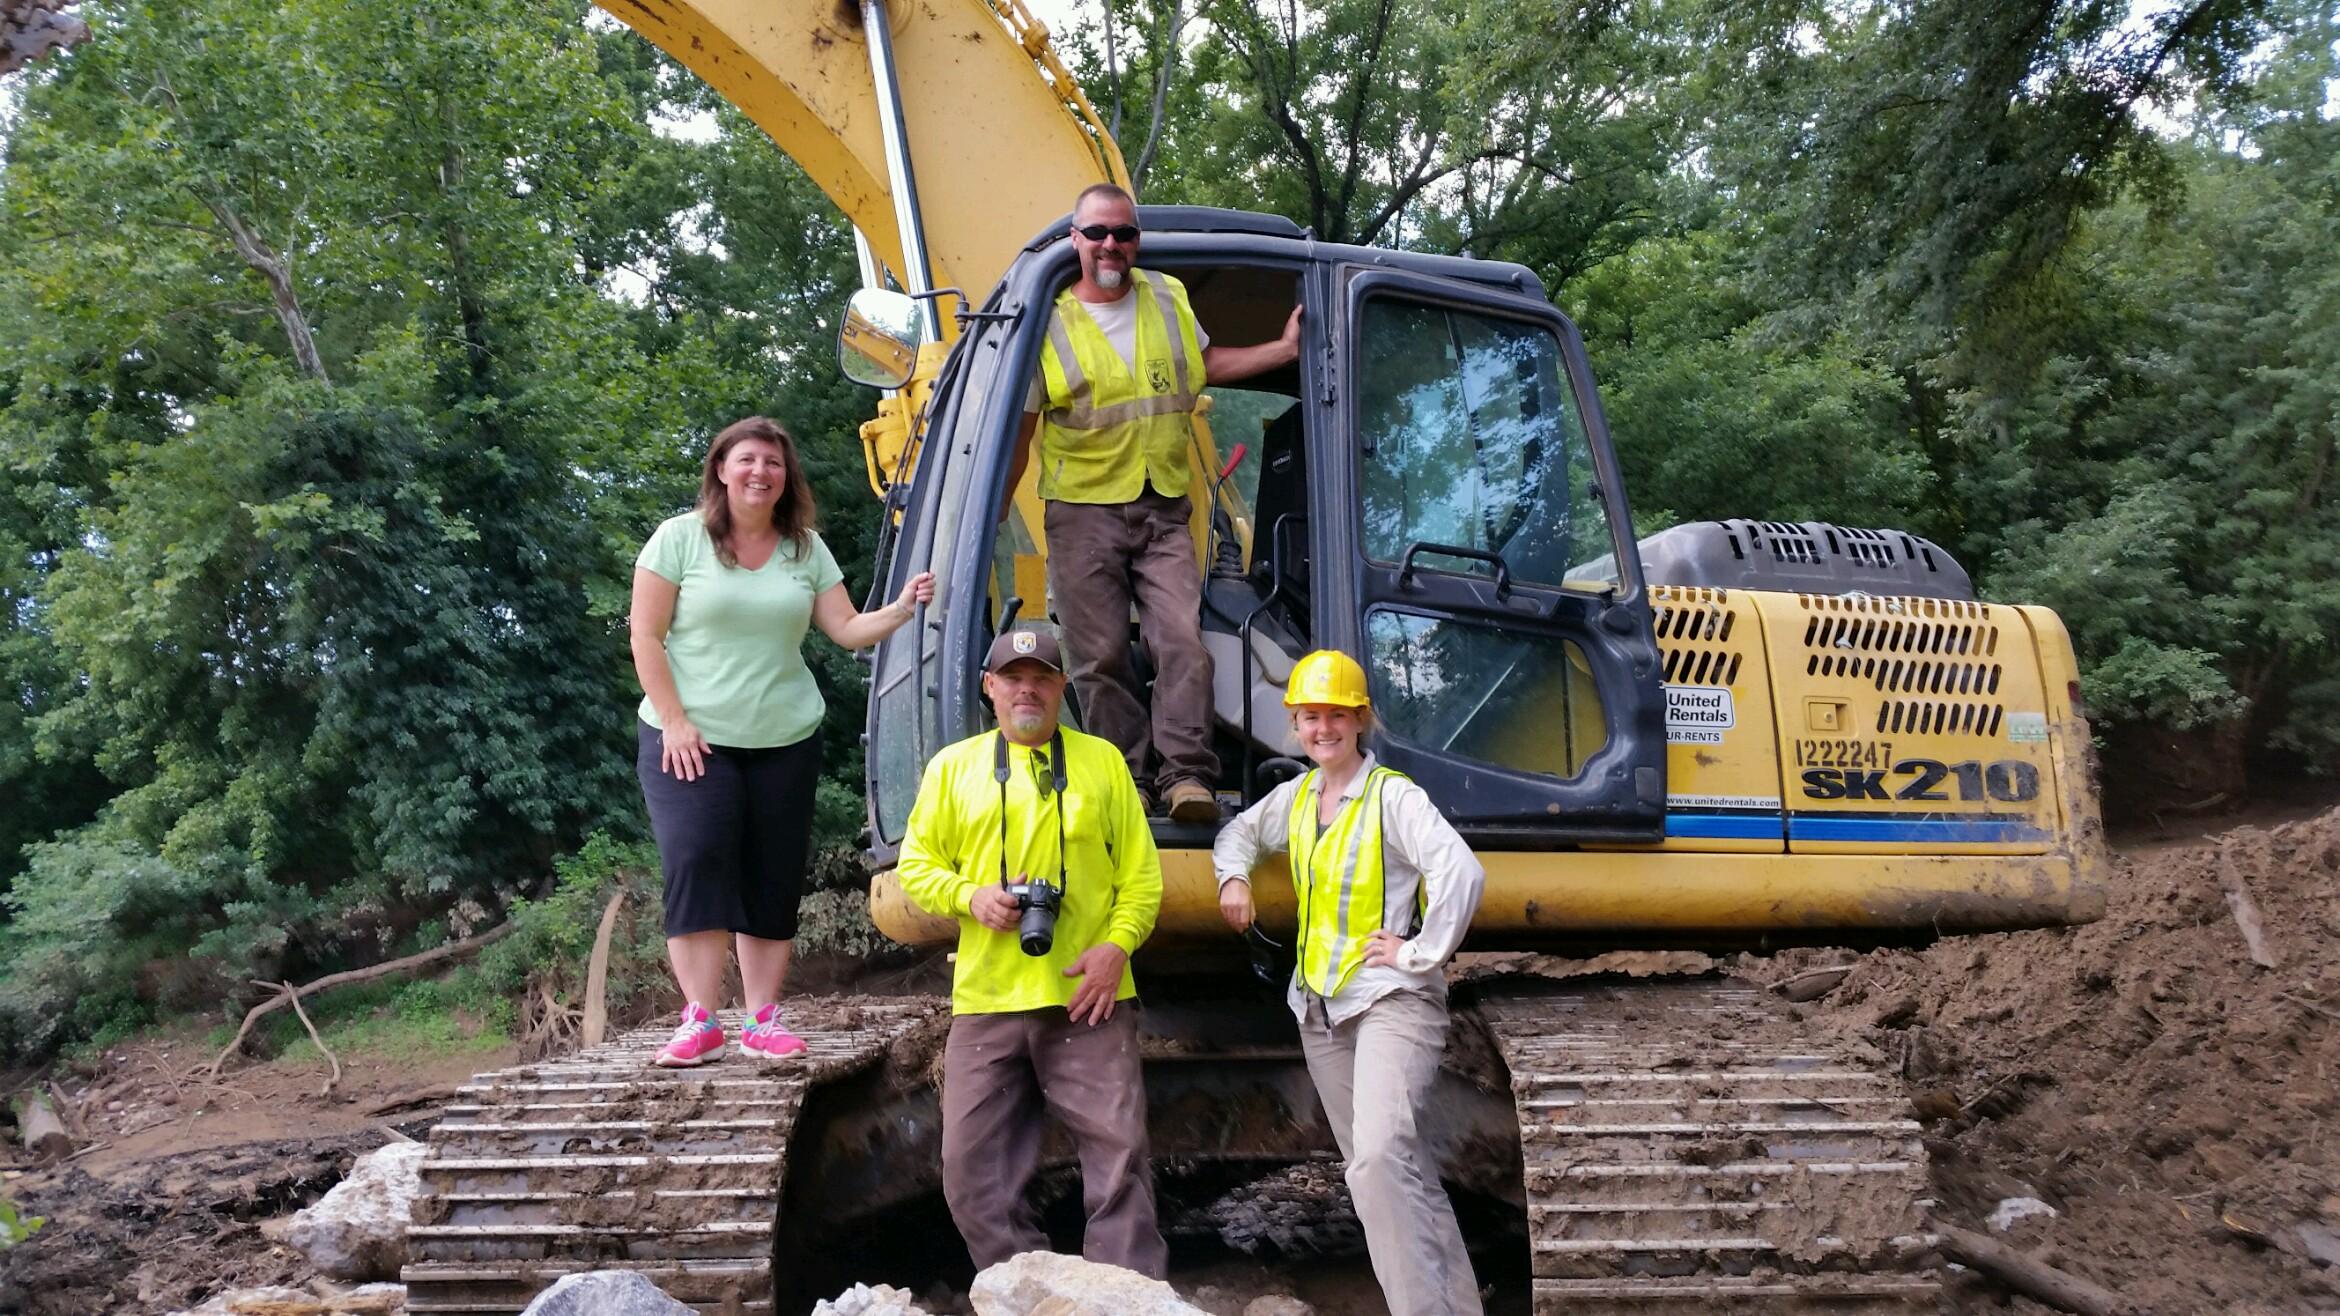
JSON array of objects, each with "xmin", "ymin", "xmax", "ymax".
[{"xmin": 635, "ymin": 513, "xmax": 846, "ymax": 749}]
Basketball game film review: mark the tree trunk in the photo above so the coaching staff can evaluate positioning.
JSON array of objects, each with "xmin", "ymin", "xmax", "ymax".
[{"xmin": 201, "ymin": 195, "xmax": 330, "ymax": 384}]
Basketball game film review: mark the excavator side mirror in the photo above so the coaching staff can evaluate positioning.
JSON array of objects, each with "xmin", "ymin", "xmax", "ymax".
[{"xmin": 838, "ymin": 289, "xmax": 921, "ymax": 390}]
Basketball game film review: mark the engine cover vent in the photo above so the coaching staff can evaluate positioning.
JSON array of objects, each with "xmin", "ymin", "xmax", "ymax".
[
  {"xmin": 1652, "ymin": 587, "xmax": 1743, "ymax": 686},
  {"xmin": 1635, "ymin": 520, "xmax": 1974, "ymax": 600}
]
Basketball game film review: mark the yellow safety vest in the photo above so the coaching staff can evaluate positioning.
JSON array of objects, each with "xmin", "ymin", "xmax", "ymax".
[
  {"xmin": 1287, "ymin": 765, "xmax": 1413, "ymax": 997},
  {"xmin": 1036, "ymin": 270, "xmax": 1206, "ymax": 504}
]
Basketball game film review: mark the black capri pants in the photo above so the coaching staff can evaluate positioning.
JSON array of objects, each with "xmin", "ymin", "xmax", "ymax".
[{"xmin": 636, "ymin": 721, "xmax": 822, "ymax": 940}]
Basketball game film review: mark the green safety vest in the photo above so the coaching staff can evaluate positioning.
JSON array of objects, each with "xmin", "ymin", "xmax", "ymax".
[
  {"xmin": 1287, "ymin": 765, "xmax": 1414, "ymax": 997},
  {"xmin": 1036, "ymin": 270, "xmax": 1206, "ymax": 504}
]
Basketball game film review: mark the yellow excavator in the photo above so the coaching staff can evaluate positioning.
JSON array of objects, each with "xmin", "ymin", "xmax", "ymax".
[{"xmin": 407, "ymin": 3, "xmax": 2110, "ymax": 1313}]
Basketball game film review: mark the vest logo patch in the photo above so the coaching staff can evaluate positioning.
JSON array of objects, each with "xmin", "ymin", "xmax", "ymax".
[{"xmin": 1147, "ymin": 361, "xmax": 1171, "ymax": 392}]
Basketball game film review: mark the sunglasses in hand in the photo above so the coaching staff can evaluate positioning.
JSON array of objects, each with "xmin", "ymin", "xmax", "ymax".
[{"xmin": 1075, "ymin": 223, "xmax": 1141, "ymax": 243}]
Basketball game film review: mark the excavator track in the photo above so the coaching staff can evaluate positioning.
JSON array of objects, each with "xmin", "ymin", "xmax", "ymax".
[
  {"xmin": 402, "ymin": 1000, "xmax": 941, "ymax": 1315},
  {"xmin": 1475, "ymin": 977, "xmax": 1940, "ymax": 1314}
]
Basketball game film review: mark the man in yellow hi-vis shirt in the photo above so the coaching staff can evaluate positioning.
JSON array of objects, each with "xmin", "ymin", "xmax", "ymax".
[
  {"xmin": 895, "ymin": 627, "xmax": 1168, "ymax": 1277},
  {"xmin": 1007, "ymin": 183, "xmax": 1301, "ymax": 825}
]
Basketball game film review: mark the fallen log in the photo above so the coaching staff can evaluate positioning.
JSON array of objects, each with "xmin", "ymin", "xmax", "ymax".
[
  {"xmin": 2216, "ymin": 841, "xmax": 2279, "ymax": 969},
  {"xmin": 360, "ymin": 1084, "xmax": 456, "ymax": 1118},
  {"xmin": 12, "ymin": 1090, "xmax": 74, "ymax": 1161},
  {"xmin": 1936, "ymin": 1221, "xmax": 2144, "ymax": 1316},
  {"xmin": 208, "ymin": 923, "xmax": 516, "ymax": 1076}
]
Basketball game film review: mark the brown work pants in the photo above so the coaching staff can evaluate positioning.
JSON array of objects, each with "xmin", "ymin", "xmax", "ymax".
[
  {"xmin": 1043, "ymin": 491, "xmax": 1217, "ymax": 797},
  {"xmin": 1299, "ymin": 988, "xmax": 1484, "ymax": 1316},
  {"xmin": 939, "ymin": 1006, "xmax": 1167, "ymax": 1278}
]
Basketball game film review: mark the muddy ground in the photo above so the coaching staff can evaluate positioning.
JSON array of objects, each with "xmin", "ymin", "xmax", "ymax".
[
  {"xmin": 5, "ymin": 804, "xmax": 2338, "ymax": 1315},
  {"xmin": 1752, "ymin": 802, "xmax": 2340, "ymax": 1316}
]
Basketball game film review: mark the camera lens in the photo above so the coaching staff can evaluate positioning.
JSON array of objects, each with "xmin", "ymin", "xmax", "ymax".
[{"xmin": 1016, "ymin": 883, "xmax": 1059, "ymax": 957}]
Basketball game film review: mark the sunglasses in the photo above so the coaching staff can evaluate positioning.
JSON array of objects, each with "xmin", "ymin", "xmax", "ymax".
[
  {"xmin": 1075, "ymin": 223, "xmax": 1141, "ymax": 243},
  {"xmin": 1243, "ymin": 924, "xmax": 1289, "ymax": 988}
]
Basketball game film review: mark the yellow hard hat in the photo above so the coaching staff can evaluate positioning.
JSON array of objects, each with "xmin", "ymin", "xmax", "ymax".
[{"xmin": 1284, "ymin": 649, "xmax": 1370, "ymax": 709}]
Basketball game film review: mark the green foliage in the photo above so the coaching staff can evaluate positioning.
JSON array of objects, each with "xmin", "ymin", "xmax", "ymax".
[
  {"xmin": 0, "ymin": 0, "xmax": 882, "ymax": 1062},
  {"xmin": 475, "ymin": 833, "xmax": 672, "ymax": 1026},
  {"xmin": 0, "ymin": 1195, "xmax": 43, "ymax": 1249}
]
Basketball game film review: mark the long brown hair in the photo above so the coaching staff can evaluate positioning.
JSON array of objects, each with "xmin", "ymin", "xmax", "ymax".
[{"xmin": 697, "ymin": 416, "xmax": 815, "ymax": 567}]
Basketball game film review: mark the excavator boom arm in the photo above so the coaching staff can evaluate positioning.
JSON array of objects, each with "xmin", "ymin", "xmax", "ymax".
[{"xmin": 593, "ymin": 0, "xmax": 1127, "ymax": 316}]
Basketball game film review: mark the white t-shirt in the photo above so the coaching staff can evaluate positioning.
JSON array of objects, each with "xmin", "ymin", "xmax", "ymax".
[{"xmin": 1025, "ymin": 283, "xmax": 1211, "ymax": 412}]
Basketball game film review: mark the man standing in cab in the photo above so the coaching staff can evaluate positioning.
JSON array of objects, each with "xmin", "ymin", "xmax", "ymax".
[
  {"xmin": 895, "ymin": 627, "xmax": 1168, "ymax": 1276},
  {"xmin": 1010, "ymin": 183, "xmax": 1302, "ymax": 824}
]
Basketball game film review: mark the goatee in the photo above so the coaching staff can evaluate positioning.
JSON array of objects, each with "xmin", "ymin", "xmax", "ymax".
[{"xmin": 1095, "ymin": 267, "xmax": 1125, "ymax": 290}]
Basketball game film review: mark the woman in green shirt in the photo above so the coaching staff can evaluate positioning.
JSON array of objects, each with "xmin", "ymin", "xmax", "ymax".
[{"xmin": 631, "ymin": 416, "xmax": 933, "ymax": 1066}]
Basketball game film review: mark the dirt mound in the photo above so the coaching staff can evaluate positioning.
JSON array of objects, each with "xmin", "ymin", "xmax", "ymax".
[
  {"xmin": 0, "ymin": 1132, "xmax": 382, "ymax": 1314},
  {"xmin": 1756, "ymin": 807, "xmax": 2340, "ymax": 1314}
]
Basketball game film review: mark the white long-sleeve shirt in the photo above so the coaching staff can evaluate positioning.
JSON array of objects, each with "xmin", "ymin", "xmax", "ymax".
[{"xmin": 1212, "ymin": 753, "xmax": 1487, "ymax": 1026}]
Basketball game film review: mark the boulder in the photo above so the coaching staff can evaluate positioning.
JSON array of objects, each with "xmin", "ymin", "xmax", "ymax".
[
  {"xmin": 284, "ymin": 1140, "xmax": 426, "ymax": 1281},
  {"xmin": 1986, "ymin": 1195, "xmax": 2058, "ymax": 1231},
  {"xmin": 518, "ymin": 1272, "xmax": 696, "ymax": 1316},
  {"xmin": 1243, "ymin": 1299, "xmax": 1315, "ymax": 1316},
  {"xmin": 970, "ymin": 1252, "xmax": 1207, "ymax": 1316},
  {"xmin": 812, "ymin": 1281, "xmax": 933, "ymax": 1315}
]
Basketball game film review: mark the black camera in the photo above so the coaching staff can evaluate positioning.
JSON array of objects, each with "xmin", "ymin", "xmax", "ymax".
[{"xmin": 1003, "ymin": 879, "xmax": 1063, "ymax": 957}]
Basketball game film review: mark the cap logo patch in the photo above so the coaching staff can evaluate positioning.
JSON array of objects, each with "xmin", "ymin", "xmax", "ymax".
[{"xmin": 1013, "ymin": 632, "xmax": 1037, "ymax": 655}]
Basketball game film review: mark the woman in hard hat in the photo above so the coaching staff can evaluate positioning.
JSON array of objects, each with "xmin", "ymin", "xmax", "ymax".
[{"xmin": 1212, "ymin": 649, "xmax": 1488, "ymax": 1316}]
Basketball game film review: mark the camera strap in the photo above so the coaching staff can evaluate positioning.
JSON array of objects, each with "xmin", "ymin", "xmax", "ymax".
[{"xmin": 993, "ymin": 727, "xmax": 1069, "ymax": 894}]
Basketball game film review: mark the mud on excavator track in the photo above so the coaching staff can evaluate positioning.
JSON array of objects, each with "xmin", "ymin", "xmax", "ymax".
[
  {"xmin": 401, "ymin": 998, "xmax": 943, "ymax": 1315},
  {"xmin": 1474, "ymin": 976, "xmax": 1939, "ymax": 1313},
  {"xmin": 403, "ymin": 979, "xmax": 1934, "ymax": 1315}
]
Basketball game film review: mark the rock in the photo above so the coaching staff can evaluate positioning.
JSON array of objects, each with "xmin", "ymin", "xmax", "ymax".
[
  {"xmin": 519, "ymin": 1272, "xmax": 695, "ymax": 1316},
  {"xmin": 1242, "ymin": 1298, "xmax": 1315, "ymax": 1316},
  {"xmin": 969, "ymin": 1252, "xmax": 1207, "ymax": 1316},
  {"xmin": 285, "ymin": 1140, "xmax": 426, "ymax": 1281},
  {"xmin": 813, "ymin": 1282, "xmax": 933, "ymax": 1316},
  {"xmin": 1987, "ymin": 1196, "xmax": 2059, "ymax": 1231},
  {"xmin": 2292, "ymin": 1221, "xmax": 2340, "ymax": 1268}
]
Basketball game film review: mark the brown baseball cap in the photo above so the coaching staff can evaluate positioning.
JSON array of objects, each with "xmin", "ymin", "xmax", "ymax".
[{"xmin": 983, "ymin": 628, "xmax": 1065, "ymax": 674}]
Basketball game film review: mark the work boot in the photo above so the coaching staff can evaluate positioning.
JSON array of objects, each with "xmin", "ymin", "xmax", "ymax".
[
  {"xmin": 1165, "ymin": 779, "xmax": 1219, "ymax": 824},
  {"xmin": 651, "ymin": 1002, "xmax": 726, "ymax": 1068}
]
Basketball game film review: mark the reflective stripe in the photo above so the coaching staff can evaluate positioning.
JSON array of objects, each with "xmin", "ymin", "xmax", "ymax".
[
  {"xmin": 1321, "ymin": 775, "xmax": 1380, "ymax": 988},
  {"xmin": 1047, "ymin": 316, "xmax": 1085, "ymax": 397},
  {"xmin": 1139, "ymin": 270, "xmax": 1191, "ymax": 395},
  {"xmin": 1049, "ymin": 392, "xmax": 1201, "ymax": 430}
]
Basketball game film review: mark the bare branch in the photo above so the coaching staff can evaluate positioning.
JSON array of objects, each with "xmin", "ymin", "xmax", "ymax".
[{"xmin": 1131, "ymin": 0, "xmax": 1189, "ymax": 193}]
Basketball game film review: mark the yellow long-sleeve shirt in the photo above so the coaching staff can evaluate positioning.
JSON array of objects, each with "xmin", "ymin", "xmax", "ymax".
[{"xmin": 895, "ymin": 725, "xmax": 1162, "ymax": 1014}]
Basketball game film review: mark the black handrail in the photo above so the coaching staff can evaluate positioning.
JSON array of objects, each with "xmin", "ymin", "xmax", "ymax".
[
  {"xmin": 1397, "ymin": 540, "xmax": 1513, "ymax": 600},
  {"xmin": 1238, "ymin": 512, "xmax": 1306, "ymax": 800}
]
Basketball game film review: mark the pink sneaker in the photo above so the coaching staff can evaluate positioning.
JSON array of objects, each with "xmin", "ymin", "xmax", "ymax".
[
  {"xmin": 740, "ymin": 1003, "xmax": 807, "ymax": 1059},
  {"xmin": 652, "ymin": 1002, "xmax": 726, "ymax": 1067}
]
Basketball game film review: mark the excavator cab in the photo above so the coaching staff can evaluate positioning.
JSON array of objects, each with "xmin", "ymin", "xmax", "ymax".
[{"xmin": 843, "ymin": 207, "xmax": 1667, "ymax": 872}]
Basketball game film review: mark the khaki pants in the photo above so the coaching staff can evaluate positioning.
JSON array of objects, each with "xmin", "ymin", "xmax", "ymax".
[
  {"xmin": 1299, "ymin": 988, "xmax": 1484, "ymax": 1316},
  {"xmin": 939, "ymin": 1007, "xmax": 1167, "ymax": 1278},
  {"xmin": 1043, "ymin": 491, "xmax": 1217, "ymax": 796}
]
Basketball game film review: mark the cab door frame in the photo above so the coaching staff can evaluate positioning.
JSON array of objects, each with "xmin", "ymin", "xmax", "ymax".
[{"xmin": 1312, "ymin": 265, "xmax": 1666, "ymax": 842}]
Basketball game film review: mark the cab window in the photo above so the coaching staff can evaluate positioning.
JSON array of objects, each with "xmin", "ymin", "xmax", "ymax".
[{"xmin": 1355, "ymin": 299, "xmax": 1610, "ymax": 589}]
